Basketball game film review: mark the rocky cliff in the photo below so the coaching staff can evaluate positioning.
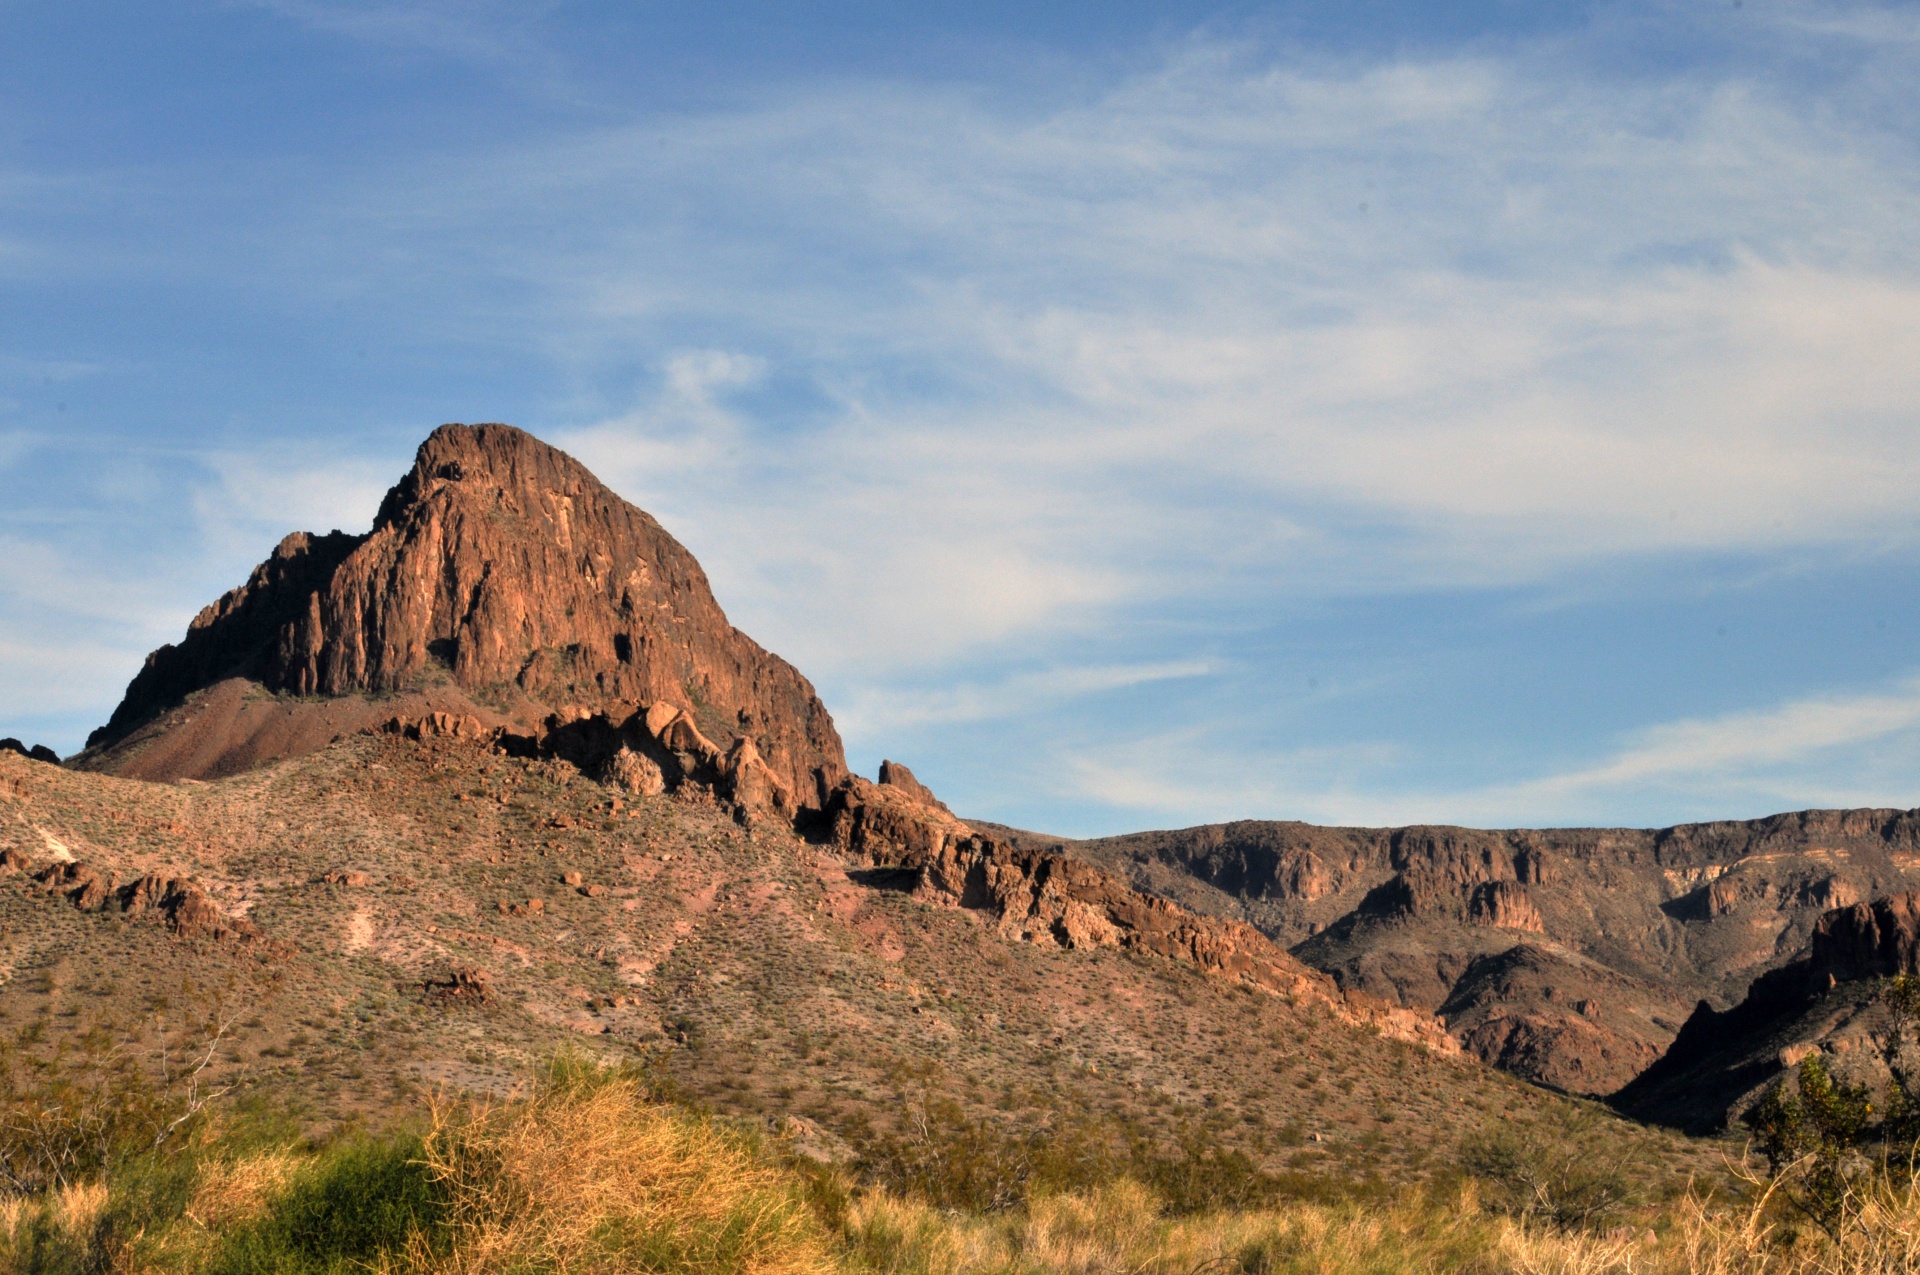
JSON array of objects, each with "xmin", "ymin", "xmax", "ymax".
[
  {"xmin": 79, "ymin": 425, "xmax": 847, "ymax": 805},
  {"xmin": 1614, "ymin": 891, "xmax": 1920, "ymax": 1132}
]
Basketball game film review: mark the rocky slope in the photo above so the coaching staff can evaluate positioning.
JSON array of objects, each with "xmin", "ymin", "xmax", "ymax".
[
  {"xmin": 12, "ymin": 421, "xmax": 1626, "ymax": 1182},
  {"xmin": 1, "ymin": 739, "xmax": 1712, "ymax": 1190},
  {"xmin": 77, "ymin": 424, "xmax": 845, "ymax": 805},
  {"xmin": 40, "ymin": 416, "xmax": 1897, "ymax": 1139},
  {"xmin": 1614, "ymin": 892, "xmax": 1920, "ymax": 1132},
  {"xmin": 1038, "ymin": 813, "xmax": 1920, "ymax": 1095}
]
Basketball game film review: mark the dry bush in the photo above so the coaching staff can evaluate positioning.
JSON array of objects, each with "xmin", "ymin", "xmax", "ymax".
[
  {"xmin": 183, "ymin": 1150, "xmax": 298, "ymax": 1231},
  {"xmin": 417, "ymin": 1060, "xmax": 835, "ymax": 1275},
  {"xmin": 841, "ymin": 1180, "xmax": 1504, "ymax": 1275},
  {"xmin": 1674, "ymin": 1160, "xmax": 1920, "ymax": 1275},
  {"xmin": 0, "ymin": 1180, "xmax": 108, "ymax": 1272}
]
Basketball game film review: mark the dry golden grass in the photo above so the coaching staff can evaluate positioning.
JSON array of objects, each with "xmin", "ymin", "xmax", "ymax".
[
  {"xmin": 840, "ymin": 1169, "xmax": 1920, "ymax": 1275},
  {"xmin": 0, "ymin": 1180, "xmax": 107, "ymax": 1269},
  {"xmin": 182, "ymin": 1149, "xmax": 298, "ymax": 1232},
  {"xmin": 9, "ymin": 1061, "xmax": 1920, "ymax": 1275},
  {"xmin": 414, "ymin": 1066, "xmax": 836, "ymax": 1275},
  {"xmin": 841, "ymin": 1180, "xmax": 1505, "ymax": 1275}
]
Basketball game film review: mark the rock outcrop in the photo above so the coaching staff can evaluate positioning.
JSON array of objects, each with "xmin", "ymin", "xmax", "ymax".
[
  {"xmin": 517, "ymin": 700, "xmax": 796, "ymax": 821},
  {"xmin": 1615, "ymin": 891, "xmax": 1920, "ymax": 1132},
  {"xmin": 1806, "ymin": 892, "xmax": 1920, "ymax": 982},
  {"xmin": 1468, "ymin": 881, "xmax": 1545, "ymax": 932},
  {"xmin": 79, "ymin": 424, "xmax": 846, "ymax": 806},
  {"xmin": 32, "ymin": 860, "xmax": 256, "ymax": 941},
  {"xmin": 823, "ymin": 774, "xmax": 1457, "ymax": 1053},
  {"xmin": 0, "ymin": 738, "xmax": 60, "ymax": 764}
]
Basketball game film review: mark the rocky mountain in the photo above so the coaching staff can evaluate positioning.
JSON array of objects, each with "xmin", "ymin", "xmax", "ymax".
[
  {"xmin": 3, "ymin": 422, "xmax": 1658, "ymax": 1188},
  {"xmin": 1615, "ymin": 892, "xmax": 1920, "ymax": 1132},
  {"xmin": 0, "ymin": 712, "xmax": 1691, "ymax": 1192},
  {"xmin": 76, "ymin": 424, "xmax": 845, "ymax": 805},
  {"xmin": 1028, "ymin": 813, "xmax": 1920, "ymax": 1095},
  {"xmin": 26, "ymin": 416, "xmax": 1901, "ymax": 1157}
]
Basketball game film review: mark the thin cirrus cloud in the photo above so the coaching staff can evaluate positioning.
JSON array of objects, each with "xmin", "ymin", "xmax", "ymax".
[
  {"xmin": 493, "ymin": 32, "xmax": 1920, "ymax": 674},
  {"xmin": 282, "ymin": 14, "xmax": 1920, "ymax": 828},
  {"xmin": 1061, "ymin": 675, "xmax": 1920, "ymax": 832},
  {"xmin": 830, "ymin": 660, "xmax": 1220, "ymax": 738}
]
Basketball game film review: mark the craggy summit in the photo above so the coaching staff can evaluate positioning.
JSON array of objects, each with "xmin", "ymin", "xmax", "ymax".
[{"xmin": 80, "ymin": 424, "xmax": 846, "ymax": 802}]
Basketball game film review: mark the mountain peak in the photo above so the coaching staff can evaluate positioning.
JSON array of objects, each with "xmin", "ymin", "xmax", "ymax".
[{"xmin": 83, "ymin": 423, "xmax": 847, "ymax": 804}]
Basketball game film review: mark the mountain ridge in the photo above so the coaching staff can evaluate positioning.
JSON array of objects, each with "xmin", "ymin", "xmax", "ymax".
[{"xmin": 989, "ymin": 810, "xmax": 1920, "ymax": 1095}]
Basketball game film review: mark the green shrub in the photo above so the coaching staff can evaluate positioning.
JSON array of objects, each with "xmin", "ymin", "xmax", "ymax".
[{"xmin": 210, "ymin": 1136, "xmax": 443, "ymax": 1275}]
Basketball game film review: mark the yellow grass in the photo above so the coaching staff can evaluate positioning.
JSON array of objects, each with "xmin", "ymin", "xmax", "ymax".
[
  {"xmin": 9, "ymin": 1066, "xmax": 1920, "ymax": 1275},
  {"xmin": 413, "ymin": 1066, "xmax": 837, "ymax": 1275},
  {"xmin": 182, "ymin": 1149, "xmax": 298, "ymax": 1232}
]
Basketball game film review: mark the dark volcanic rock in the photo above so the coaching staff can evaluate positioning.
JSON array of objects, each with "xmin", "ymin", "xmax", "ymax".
[{"xmin": 80, "ymin": 424, "xmax": 847, "ymax": 806}]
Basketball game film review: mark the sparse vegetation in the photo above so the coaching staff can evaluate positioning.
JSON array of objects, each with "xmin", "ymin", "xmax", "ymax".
[
  {"xmin": 7, "ymin": 1051, "xmax": 1920, "ymax": 1274},
  {"xmin": 1743, "ymin": 975, "xmax": 1920, "ymax": 1240}
]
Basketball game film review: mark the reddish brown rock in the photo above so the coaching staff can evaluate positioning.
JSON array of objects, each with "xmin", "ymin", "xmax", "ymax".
[
  {"xmin": 382, "ymin": 713, "xmax": 489, "ymax": 742},
  {"xmin": 115, "ymin": 874, "xmax": 256, "ymax": 940},
  {"xmin": 81, "ymin": 424, "xmax": 846, "ymax": 807},
  {"xmin": 1807, "ymin": 891, "xmax": 1920, "ymax": 981},
  {"xmin": 1468, "ymin": 881, "xmax": 1545, "ymax": 932},
  {"xmin": 829, "ymin": 775, "xmax": 975, "ymax": 863},
  {"xmin": 602, "ymin": 747, "xmax": 666, "ymax": 796},
  {"xmin": 427, "ymin": 967, "xmax": 491, "ymax": 1001},
  {"xmin": 822, "ymin": 776, "xmax": 1456, "ymax": 1053},
  {"xmin": 32, "ymin": 862, "xmax": 254, "ymax": 940},
  {"xmin": 37, "ymin": 862, "xmax": 111, "ymax": 910},
  {"xmin": 722, "ymin": 736, "xmax": 794, "ymax": 819},
  {"xmin": 878, "ymin": 760, "xmax": 949, "ymax": 812}
]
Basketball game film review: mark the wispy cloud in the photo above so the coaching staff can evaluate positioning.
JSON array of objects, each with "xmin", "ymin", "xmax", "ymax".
[
  {"xmin": 1059, "ymin": 674, "xmax": 1920, "ymax": 831},
  {"xmin": 309, "ymin": 24, "xmax": 1920, "ymax": 687},
  {"xmin": 6, "ymin": 5, "xmax": 1920, "ymax": 828},
  {"xmin": 834, "ymin": 660, "xmax": 1218, "ymax": 737}
]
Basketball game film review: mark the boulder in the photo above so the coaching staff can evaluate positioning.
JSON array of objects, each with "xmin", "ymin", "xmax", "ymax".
[{"xmin": 602, "ymin": 747, "xmax": 666, "ymax": 796}]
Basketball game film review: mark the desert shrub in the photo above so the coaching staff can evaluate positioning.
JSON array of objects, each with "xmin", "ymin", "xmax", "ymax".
[
  {"xmin": 0, "ymin": 1181, "xmax": 109, "ymax": 1275},
  {"xmin": 1878, "ymin": 974, "xmax": 1920, "ymax": 1161},
  {"xmin": 1457, "ymin": 1113, "xmax": 1636, "ymax": 1231},
  {"xmin": 208, "ymin": 1136, "xmax": 442, "ymax": 1275},
  {"xmin": 0, "ymin": 1021, "xmax": 203, "ymax": 1195},
  {"xmin": 852, "ymin": 1089, "xmax": 1297, "ymax": 1217},
  {"xmin": 418, "ymin": 1054, "xmax": 834, "ymax": 1275},
  {"xmin": 1746, "ymin": 1052, "xmax": 1875, "ymax": 1240}
]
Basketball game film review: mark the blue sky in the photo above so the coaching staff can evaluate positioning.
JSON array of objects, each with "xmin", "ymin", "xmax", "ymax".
[{"xmin": 4, "ymin": 0, "xmax": 1920, "ymax": 835}]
